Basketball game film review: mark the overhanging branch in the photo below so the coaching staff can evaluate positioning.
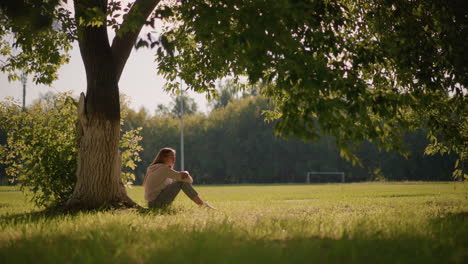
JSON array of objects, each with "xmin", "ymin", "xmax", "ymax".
[{"xmin": 111, "ymin": 0, "xmax": 161, "ymax": 82}]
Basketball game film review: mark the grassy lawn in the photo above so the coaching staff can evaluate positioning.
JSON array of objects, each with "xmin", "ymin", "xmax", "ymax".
[{"xmin": 0, "ymin": 182, "xmax": 467, "ymax": 263}]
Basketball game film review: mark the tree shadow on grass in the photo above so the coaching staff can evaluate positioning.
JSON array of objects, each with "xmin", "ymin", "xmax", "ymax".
[
  {"xmin": 1, "ymin": 211, "xmax": 467, "ymax": 264},
  {"xmin": 0, "ymin": 205, "xmax": 183, "ymax": 226},
  {"xmin": 135, "ymin": 205, "xmax": 189, "ymax": 216},
  {"xmin": 0, "ymin": 208, "xmax": 82, "ymax": 226}
]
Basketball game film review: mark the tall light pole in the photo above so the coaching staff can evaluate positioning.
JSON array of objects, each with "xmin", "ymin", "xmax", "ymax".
[
  {"xmin": 21, "ymin": 72, "xmax": 27, "ymax": 111},
  {"xmin": 180, "ymin": 80, "xmax": 185, "ymax": 171}
]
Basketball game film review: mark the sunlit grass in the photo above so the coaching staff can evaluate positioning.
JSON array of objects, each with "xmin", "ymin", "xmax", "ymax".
[{"xmin": 1, "ymin": 183, "xmax": 467, "ymax": 263}]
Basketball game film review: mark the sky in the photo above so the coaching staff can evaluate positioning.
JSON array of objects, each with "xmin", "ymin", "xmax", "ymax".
[{"xmin": 0, "ymin": 41, "xmax": 210, "ymax": 114}]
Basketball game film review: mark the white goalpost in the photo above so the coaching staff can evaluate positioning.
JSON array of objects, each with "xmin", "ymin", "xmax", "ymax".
[{"xmin": 306, "ymin": 172, "xmax": 345, "ymax": 183}]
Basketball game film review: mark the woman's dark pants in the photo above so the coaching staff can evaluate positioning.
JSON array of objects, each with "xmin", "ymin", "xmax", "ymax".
[{"xmin": 148, "ymin": 181, "xmax": 198, "ymax": 209}]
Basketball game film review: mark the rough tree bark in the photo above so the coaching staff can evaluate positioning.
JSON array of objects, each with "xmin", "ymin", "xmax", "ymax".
[{"xmin": 66, "ymin": 0, "xmax": 160, "ymax": 210}]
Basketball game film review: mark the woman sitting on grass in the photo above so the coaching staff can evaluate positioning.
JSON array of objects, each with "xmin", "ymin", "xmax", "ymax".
[{"xmin": 144, "ymin": 147, "xmax": 215, "ymax": 209}]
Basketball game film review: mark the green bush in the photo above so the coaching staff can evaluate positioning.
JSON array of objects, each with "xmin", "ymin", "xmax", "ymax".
[{"xmin": 0, "ymin": 93, "xmax": 142, "ymax": 207}]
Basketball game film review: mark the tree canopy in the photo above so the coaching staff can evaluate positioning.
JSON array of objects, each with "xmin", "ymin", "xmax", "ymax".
[
  {"xmin": 0, "ymin": 0, "xmax": 74, "ymax": 83},
  {"xmin": 154, "ymin": 0, "xmax": 467, "ymax": 178}
]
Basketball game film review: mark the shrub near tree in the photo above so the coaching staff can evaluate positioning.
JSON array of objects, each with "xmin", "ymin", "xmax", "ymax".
[{"xmin": 0, "ymin": 93, "xmax": 142, "ymax": 208}]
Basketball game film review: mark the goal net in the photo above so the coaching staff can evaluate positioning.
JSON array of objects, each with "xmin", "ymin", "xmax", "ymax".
[{"xmin": 306, "ymin": 172, "xmax": 345, "ymax": 183}]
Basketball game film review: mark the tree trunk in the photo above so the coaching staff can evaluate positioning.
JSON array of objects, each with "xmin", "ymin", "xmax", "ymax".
[
  {"xmin": 66, "ymin": 93, "xmax": 137, "ymax": 210},
  {"xmin": 66, "ymin": 0, "xmax": 160, "ymax": 210},
  {"xmin": 66, "ymin": 0, "xmax": 137, "ymax": 210}
]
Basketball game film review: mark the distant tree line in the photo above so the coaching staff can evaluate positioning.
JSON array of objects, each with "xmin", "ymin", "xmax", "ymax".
[
  {"xmin": 0, "ymin": 87, "xmax": 457, "ymax": 186},
  {"xmin": 123, "ymin": 85, "xmax": 456, "ymax": 185}
]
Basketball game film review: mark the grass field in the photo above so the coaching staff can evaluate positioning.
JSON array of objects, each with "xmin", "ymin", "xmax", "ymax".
[{"xmin": 0, "ymin": 182, "xmax": 467, "ymax": 263}]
